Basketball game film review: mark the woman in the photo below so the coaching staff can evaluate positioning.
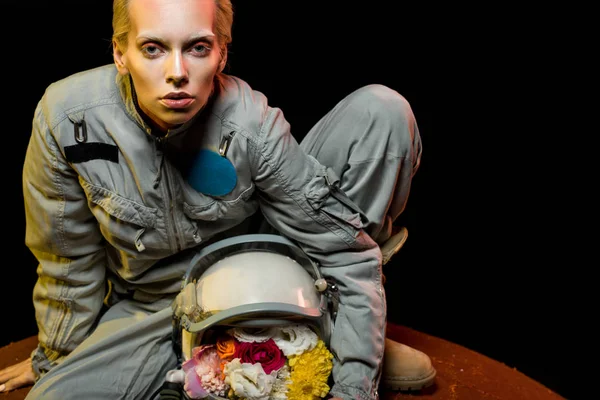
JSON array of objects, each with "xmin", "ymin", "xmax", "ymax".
[{"xmin": 0, "ymin": 0, "xmax": 434, "ymax": 398}]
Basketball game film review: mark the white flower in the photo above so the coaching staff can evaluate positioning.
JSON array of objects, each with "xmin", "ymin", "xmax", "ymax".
[
  {"xmin": 269, "ymin": 364, "xmax": 291, "ymax": 400},
  {"xmin": 271, "ymin": 325, "xmax": 318, "ymax": 356},
  {"xmin": 224, "ymin": 358, "xmax": 277, "ymax": 400},
  {"xmin": 228, "ymin": 327, "xmax": 276, "ymax": 343}
]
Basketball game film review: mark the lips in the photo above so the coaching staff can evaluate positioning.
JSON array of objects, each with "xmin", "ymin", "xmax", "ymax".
[
  {"xmin": 161, "ymin": 92, "xmax": 194, "ymax": 109},
  {"xmin": 163, "ymin": 92, "xmax": 192, "ymax": 100}
]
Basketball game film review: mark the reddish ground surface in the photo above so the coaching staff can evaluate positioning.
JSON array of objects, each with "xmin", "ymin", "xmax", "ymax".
[{"xmin": 1, "ymin": 324, "xmax": 564, "ymax": 400}]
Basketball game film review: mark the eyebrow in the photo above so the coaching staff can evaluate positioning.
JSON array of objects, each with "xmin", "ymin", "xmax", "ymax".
[{"xmin": 136, "ymin": 32, "xmax": 216, "ymax": 47}]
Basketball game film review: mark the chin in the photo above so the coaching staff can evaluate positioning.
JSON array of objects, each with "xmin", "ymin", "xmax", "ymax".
[
  {"xmin": 170, "ymin": 116, "xmax": 194, "ymax": 125},
  {"xmin": 164, "ymin": 113, "xmax": 195, "ymax": 127}
]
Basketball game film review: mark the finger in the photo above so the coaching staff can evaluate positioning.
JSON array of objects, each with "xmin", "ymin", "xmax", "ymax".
[
  {"xmin": 0, "ymin": 359, "xmax": 34, "ymax": 386},
  {"xmin": 0, "ymin": 359, "xmax": 28, "ymax": 381},
  {"xmin": 1, "ymin": 372, "xmax": 35, "ymax": 392}
]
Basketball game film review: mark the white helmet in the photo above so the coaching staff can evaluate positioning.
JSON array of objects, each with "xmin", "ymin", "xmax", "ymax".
[{"xmin": 172, "ymin": 234, "xmax": 338, "ymax": 363}]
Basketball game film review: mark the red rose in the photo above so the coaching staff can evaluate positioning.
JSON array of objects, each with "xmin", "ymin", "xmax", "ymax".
[{"xmin": 233, "ymin": 339, "xmax": 286, "ymax": 374}]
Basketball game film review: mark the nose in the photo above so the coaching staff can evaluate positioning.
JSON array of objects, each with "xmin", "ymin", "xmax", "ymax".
[{"xmin": 166, "ymin": 51, "xmax": 188, "ymax": 86}]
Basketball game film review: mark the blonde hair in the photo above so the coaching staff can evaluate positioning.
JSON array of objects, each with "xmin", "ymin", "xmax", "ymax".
[{"xmin": 112, "ymin": 0, "xmax": 233, "ymax": 69}]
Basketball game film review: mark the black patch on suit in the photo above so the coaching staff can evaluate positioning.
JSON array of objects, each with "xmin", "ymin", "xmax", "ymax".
[{"xmin": 64, "ymin": 143, "xmax": 119, "ymax": 164}]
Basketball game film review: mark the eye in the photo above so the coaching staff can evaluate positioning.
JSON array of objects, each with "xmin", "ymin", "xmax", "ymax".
[
  {"xmin": 141, "ymin": 44, "xmax": 163, "ymax": 57},
  {"xmin": 190, "ymin": 43, "xmax": 211, "ymax": 56}
]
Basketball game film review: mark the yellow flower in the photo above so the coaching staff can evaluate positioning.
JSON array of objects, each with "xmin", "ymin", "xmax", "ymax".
[{"xmin": 286, "ymin": 340, "xmax": 333, "ymax": 400}]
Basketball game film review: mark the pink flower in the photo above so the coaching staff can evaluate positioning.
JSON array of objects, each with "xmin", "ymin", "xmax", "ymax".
[
  {"xmin": 182, "ymin": 345, "xmax": 228, "ymax": 398},
  {"xmin": 233, "ymin": 338, "xmax": 286, "ymax": 374}
]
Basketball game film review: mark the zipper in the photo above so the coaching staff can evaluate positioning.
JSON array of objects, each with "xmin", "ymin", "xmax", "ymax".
[
  {"xmin": 156, "ymin": 138, "xmax": 182, "ymax": 252},
  {"xmin": 134, "ymin": 228, "xmax": 146, "ymax": 252},
  {"xmin": 219, "ymin": 130, "xmax": 236, "ymax": 157},
  {"xmin": 74, "ymin": 121, "xmax": 87, "ymax": 143},
  {"xmin": 324, "ymin": 169, "xmax": 368, "ymax": 222},
  {"xmin": 48, "ymin": 298, "xmax": 71, "ymax": 351}
]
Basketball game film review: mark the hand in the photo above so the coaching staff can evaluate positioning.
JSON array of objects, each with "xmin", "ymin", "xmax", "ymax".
[{"xmin": 0, "ymin": 358, "xmax": 36, "ymax": 393}]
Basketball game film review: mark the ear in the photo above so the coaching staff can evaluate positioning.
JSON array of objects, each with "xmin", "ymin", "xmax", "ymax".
[
  {"xmin": 113, "ymin": 40, "xmax": 130, "ymax": 75},
  {"xmin": 218, "ymin": 47, "xmax": 228, "ymax": 73}
]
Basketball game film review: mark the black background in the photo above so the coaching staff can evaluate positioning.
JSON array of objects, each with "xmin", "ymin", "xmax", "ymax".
[{"xmin": 1, "ymin": 2, "xmax": 584, "ymax": 399}]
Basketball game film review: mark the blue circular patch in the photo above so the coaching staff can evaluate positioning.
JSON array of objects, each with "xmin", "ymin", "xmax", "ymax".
[{"xmin": 186, "ymin": 149, "xmax": 237, "ymax": 196}]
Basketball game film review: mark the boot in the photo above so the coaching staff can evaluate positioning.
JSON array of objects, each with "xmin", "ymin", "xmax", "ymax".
[
  {"xmin": 379, "ymin": 228, "xmax": 436, "ymax": 390},
  {"xmin": 381, "ymin": 338, "xmax": 436, "ymax": 391},
  {"xmin": 380, "ymin": 226, "xmax": 408, "ymax": 265}
]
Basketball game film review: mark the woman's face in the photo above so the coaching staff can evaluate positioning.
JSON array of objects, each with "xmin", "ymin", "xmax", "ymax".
[{"xmin": 114, "ymin": 0, "xmax": 223, "ymax": 132}]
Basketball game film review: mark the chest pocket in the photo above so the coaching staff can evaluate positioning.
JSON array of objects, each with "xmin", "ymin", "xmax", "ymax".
[
  {"xmin": 80, "ymin": 179, "xmax": 160, "ymax": 251},
  {"xmin": 182, "ymin": 184, "xmax": 257, "ymax": 221}
]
